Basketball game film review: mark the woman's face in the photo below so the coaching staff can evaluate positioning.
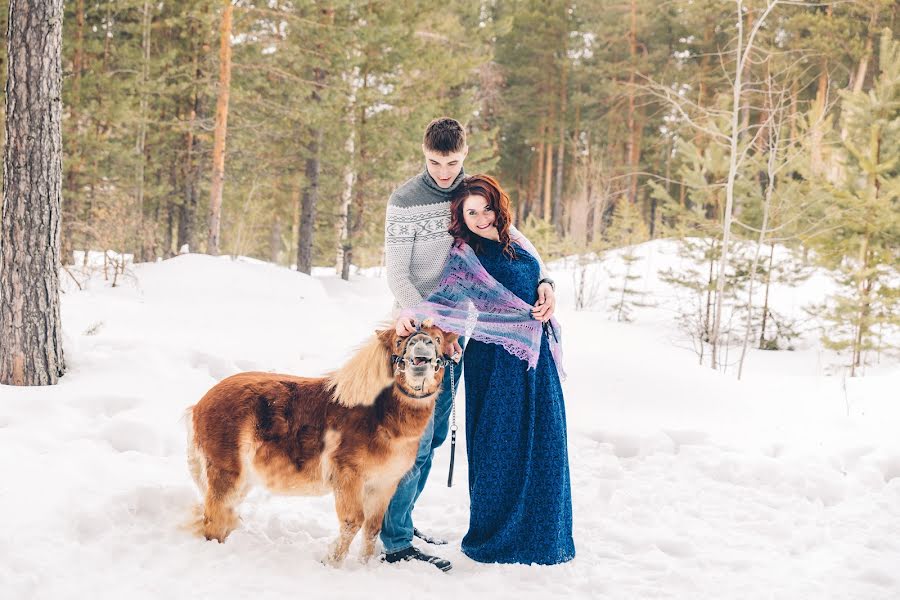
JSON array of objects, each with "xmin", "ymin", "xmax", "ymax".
[{"xmin": 462, "ymin": 194, "xmax": 499, "ymax": 241}]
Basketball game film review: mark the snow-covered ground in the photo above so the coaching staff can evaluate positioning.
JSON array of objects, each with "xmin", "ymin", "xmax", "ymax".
[{"xmin": 1, "ymin": 241, "xmax": 899, "ymax": 600}]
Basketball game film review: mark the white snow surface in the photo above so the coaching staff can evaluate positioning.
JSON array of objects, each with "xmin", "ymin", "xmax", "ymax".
[{"xmin": 2, "ymin": 243, "xmax": 899, "ymax": 600}]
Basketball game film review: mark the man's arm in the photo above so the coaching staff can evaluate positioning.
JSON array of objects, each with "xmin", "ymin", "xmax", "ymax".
[
  {"xmin": 509, "ymin": 224, "xmax": 550, "ymax": 280},
  {"xmin": 384, "ymin": 201, "xmax": 424, "ymax": 311}
]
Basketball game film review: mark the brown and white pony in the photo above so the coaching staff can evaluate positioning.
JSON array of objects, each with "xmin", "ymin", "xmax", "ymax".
[{"xmin": 185, "ymin": 323, "xmax": 456, "ymax": 564}]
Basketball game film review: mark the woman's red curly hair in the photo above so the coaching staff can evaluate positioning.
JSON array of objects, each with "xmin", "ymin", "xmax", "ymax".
[{"xmin": 449, "ymin": 174, "xmax": 517, "ymax": 259}]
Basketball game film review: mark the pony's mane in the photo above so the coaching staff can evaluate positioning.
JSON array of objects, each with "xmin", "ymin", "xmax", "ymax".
[{"xmin": 325, "ymin": 328, "xmax": 394, "ymax": 407}]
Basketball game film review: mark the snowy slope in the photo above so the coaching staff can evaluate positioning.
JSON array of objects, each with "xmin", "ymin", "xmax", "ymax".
[{"xmin": 1, "ymin": 247, "xmax": 898, "ymax": 600}]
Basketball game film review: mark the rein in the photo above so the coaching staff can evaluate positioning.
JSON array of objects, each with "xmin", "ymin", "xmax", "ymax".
[{"xmin": 389, "ymin": 328, "xmax": 460, "ymax": 487}]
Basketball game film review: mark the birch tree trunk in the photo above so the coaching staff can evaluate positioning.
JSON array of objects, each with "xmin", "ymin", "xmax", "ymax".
[
  {"xmin": 207, "ymin": 0, "xmax": 234, "ymax": 256},
  {"xmin": 0, "ymin": 0, "xmax": 66, "ymax": 385},
  {"xmin": 738, "ymin": 82, "xmax": 779, "ymax": 380},
  {"xmin": 709, "ymin": 0, "xmax": 779, "ymax": 370},
  {"xmin": 342, "ymin": 71, "xmax": 368, "ymax": 280},
  {"xmin": 335, "ymin": 73, "xmax": 358, "ymax": 279}
]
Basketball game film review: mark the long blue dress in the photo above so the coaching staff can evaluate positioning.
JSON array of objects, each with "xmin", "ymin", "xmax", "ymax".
[{"xmin": 461, "ymin": 238, "xmax": 575, "ymax": 565}]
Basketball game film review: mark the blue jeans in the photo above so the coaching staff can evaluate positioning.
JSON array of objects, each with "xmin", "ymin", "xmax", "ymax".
[{"xmin": 380, "ymin": 347, "xmax": 463, "ymax": 553}]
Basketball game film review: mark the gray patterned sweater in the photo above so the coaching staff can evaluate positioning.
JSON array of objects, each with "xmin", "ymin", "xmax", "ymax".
[{"xmin": 385, "ymin": 168, "xmax": 548, "ymax": 310}]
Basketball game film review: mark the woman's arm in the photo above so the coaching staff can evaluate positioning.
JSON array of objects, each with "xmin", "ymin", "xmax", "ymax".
[{"xmin": 508, "ymin": 224, "xmax": 550, "ymax": 281}]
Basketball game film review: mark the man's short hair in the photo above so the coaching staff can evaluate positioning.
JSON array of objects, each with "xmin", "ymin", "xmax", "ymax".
[{"xmin": 423, "ymin": 117, "xmax": 466, "ymax": 154}]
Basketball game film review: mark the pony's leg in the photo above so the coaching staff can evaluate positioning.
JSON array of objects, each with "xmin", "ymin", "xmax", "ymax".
[
  {"xmin": 185, "ymin": 414, "xmax": 207, "ymax": 494},
  {"xmin": 359, "ymin": 482, "xmax": 397, "ymax": 562},
  {"xmin": 327, "ymin": 472, "xmax": 364, "ymax": 565},
  {"xmin": 202, "ymin": 466, "xmax": 246, "ymax": 542}
]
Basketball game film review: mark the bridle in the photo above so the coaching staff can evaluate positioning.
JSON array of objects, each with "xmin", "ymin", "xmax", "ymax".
[{"xmin": 390, "ymin": 330, "xmax": 451, "ymax": 397}]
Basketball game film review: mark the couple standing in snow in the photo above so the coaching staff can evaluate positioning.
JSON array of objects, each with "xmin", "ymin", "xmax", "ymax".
[{"xmin": 379, "ymin": 117, "xmax": 575, "ymax": 571}]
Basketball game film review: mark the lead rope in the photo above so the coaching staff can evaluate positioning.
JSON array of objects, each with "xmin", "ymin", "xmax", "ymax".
[{"xmin": 447, "ymin": 361, "xmax": 457, "ymax": 487}]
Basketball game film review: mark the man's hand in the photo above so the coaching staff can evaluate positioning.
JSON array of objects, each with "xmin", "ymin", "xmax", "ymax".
[
  {"xmin": 444, "ymin": 338, "xmax": 463, "ymax": 363},
  {"xmin": 532, "ymin": 282, "xmax": 556, "ymax": 322},
  {"xmin": 395, "ymin": 315, "xmax": 417, "ymax": 336}
]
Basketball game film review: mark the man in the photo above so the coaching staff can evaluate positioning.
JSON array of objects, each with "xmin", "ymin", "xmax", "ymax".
[{"xmin": 381, "ymin": 117, "xmax": 555, "ymax": 571}]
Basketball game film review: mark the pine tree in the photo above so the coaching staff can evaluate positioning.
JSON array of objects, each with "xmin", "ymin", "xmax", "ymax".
[
  {"xmin": 606, "ymin": 200, "xmax": 651, "ymax": 322},
  {"xmin": 1, "ymin": 0, "xmax": 66, "ymax": 385},
  {"xmin": 813, "ymin": 29, "xmax": 899, "ymax": 375}
]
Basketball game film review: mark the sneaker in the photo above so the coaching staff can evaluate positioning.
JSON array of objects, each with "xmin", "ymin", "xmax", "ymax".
[
  {"xmin": 414, "ymin": 527, "xmax": 448, "ymax": 545},
  {"xmin": 383, "ymin": 546, "xmax": 452, "ymax": 572}
]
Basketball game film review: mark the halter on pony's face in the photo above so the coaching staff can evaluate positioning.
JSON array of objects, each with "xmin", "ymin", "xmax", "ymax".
[
  {"xmin": 388, "ymin": 322, "xmax": 455, "ymax": 397},
  {"xmin": 390, "ymin": 326, "xmax": 450, "ymax": 374}
]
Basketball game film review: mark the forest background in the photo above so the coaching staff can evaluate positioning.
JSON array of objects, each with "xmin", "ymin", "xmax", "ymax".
[{"xmin": 0, "ymin": 0, "xmax": 896, "ymax": 376}]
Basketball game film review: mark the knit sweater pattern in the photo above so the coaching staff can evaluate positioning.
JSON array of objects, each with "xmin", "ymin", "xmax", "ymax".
[{"xmin": 384, "ymin": 168, "xmax": 548, "ymax": 310}]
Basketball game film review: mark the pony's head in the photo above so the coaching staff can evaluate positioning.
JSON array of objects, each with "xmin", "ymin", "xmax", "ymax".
[
  {"xmin": 379, "ymin": 322, "xmax": 457, "ymax": 400},
  {"xmin": 327, "ymin": 321, "xmax": 458, "ymax": 407}
]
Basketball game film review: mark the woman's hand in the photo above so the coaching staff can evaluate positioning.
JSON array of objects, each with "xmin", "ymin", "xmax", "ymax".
[{"xmin": 532, "ymin": 282, "xmax": 556, "ymax": 322}]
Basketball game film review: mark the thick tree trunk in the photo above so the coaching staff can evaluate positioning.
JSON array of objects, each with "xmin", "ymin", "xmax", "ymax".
[
  {"xmin": 297, "ymin": 125, "xmax": 322, "ymax": 274},
  {"xmin": 0, "ymin": 0, "xmax": 66, "ymax": 385},
  {"xmin": 207, "ymin": 1, "xmax": 234, "ymax": 256},
  {"xmin": 297, "ymin": 4, "xmax": 333, "ymax": 274},
  {"xmin": 178, "ymin": 5, "xmax": 209, "ymax": 254}
]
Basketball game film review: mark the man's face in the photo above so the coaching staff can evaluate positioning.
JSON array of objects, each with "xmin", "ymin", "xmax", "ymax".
[{"xmin": 423, "ymin": 145, "xmax": 467, "ymax": 188}]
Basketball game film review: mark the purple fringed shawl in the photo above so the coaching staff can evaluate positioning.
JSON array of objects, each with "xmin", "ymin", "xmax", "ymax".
[{"xmin": 399, "ymin": 242, "xmax": 565, "ymax": 380}]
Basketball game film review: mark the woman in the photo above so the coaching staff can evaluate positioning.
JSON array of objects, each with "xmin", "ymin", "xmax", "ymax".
[{"xmin": 449, "ymin": 174, "xmax": 575, "ymax": 565}]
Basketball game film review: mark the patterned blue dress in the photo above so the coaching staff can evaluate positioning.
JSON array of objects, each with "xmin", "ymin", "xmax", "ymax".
[{"xmin": 461, "ymin": 238, "xmax": 575, "ymax": 565}]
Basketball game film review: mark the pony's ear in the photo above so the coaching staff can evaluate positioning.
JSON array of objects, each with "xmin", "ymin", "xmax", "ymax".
[{"xmin": 376, "ymin": 328, "xmax": 395, "ymax": 348}]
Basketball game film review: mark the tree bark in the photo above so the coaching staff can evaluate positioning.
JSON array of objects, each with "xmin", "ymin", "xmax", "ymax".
[
  {"xmin": 851, "ymin": 7, "xmax": 880, "ymax": 94},
  {"xmin": 297, "ymin": 4, "xmax": 334, "ymax": 274},
  {"xmin": 534, "ymin": 135, "xmax": 545, "ymax": 219},
  {"xmin": 1, "ymin": 0, "xmax": 66, "ymax": 385},
  {"xmin": 207, "ymin": 0, "xmax": 234, "ymax": 256},
  {"xmin": 335, "ymin": 83, "xmax": 357, "ymax": 279},
  {"xmin": 297, "ymin": 123, "xmax": 322, "ymax": 274},
  {"xmin": 553, "ymin": 60, "xmax": 567, "ymax": 235},
  {"xmin": 135, "ymin": 0, "xmax": 152, "ymax": 262},
  {"xmin": 61, "ymin": 0, "xmax": 86, "ymax": 265},
  {"xmin": 342, "ymin": 70, "xmax": 368, "ymax": 280},
  {"xmin": 178, "ymin": 4, "xmax": 210, "ymax": 254},
  {"xmin": 543, "ymin": 141, "xmax": 553, "ymax": 220},
  {"xmin": 709, "ymin": 0, "xmax": 778, "ymax": 370},
  {"xmin": 626, "ymin": 0, "xmax": 641, "ymax": 204}
]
